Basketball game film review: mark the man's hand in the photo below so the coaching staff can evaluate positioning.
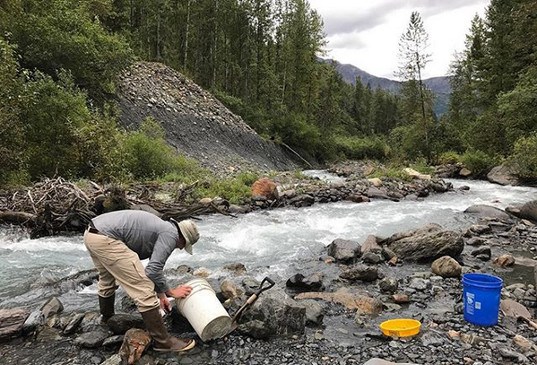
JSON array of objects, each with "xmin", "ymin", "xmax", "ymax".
[
  {"xmin": 167, "ymin": 285, "xmax": 192, "ymax": 299},
  {"xmin": 158, "ymin": 292, "xmax": 172, "ymax": 313}
]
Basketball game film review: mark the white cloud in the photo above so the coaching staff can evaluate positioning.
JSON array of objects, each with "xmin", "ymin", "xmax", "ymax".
[{"xmin": 309, "ymin": 0, "xmax": 490, "ymax": 79}]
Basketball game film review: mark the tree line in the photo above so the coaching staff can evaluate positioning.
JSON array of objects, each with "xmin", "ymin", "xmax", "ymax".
[{"xmin": 0, "ymin": 0, "xmax": 536, "ymax": 187}]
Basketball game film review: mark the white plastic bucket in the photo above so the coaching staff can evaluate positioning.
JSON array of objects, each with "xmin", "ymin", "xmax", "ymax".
[{"xmin": 176, "ymin": 278, "xmax": 232, "ymax": 341}]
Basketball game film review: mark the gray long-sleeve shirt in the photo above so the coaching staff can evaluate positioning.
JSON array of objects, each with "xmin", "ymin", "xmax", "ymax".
[{"xmin": 91, "ymin": 210, "xmax": 179, "ymax": 293}]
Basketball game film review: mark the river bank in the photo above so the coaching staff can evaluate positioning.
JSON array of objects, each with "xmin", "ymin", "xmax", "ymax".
[
  {"xmin": 1, "ymin": 170, "xmax": 537, "ymax": 365},
  {"xmin": 1, "ymin": 207, "xmax": 536, "ymax": 365}
]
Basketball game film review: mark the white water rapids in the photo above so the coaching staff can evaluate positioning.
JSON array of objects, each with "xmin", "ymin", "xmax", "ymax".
[{"xmin": 0, "ymin": 174, "xmax": 535, "ymax": 309}]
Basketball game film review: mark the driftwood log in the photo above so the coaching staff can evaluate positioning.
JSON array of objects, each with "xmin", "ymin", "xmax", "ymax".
[{"xmin": 0, "ymin": 177, "xmax": 235, "ymax": 238}]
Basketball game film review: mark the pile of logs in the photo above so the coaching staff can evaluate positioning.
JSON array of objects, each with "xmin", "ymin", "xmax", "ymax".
[{"xmin": 0, "ymin": 177, "xmax": 233, "ymax": 238}]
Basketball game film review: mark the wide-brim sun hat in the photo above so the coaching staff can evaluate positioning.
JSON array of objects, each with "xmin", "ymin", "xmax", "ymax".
[{"xmin": 170, "ymin": 218, "xmax": 199, "ymax": 254}]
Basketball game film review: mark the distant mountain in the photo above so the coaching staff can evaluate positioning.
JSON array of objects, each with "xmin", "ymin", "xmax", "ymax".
[{"xmin": 322, "ymin": 58, "xmax": 451, "ymax": 116}]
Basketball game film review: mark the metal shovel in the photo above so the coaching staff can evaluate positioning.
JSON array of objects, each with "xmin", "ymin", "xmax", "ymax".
[
  {"xmin": 232, "ymin": 277, "xmax": 275, "ymax": 323},
  {"xmin": 222, "ymin": 276, "xmax": 275, "ymax": 337}
]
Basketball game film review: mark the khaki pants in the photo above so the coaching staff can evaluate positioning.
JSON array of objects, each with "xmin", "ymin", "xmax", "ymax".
[{"xmin": 84, "ymin": 230, "xmax": 159, "ymax": 312}]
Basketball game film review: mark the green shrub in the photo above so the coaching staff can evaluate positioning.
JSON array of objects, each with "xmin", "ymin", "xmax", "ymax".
[
  {"xmin": 368, "ymin": 165, "xmax": 413, "ymax": 181},
  {"xmin": 437, "ymin": 151, "xmax": 462, "ymax": 165},
  {"xmin": 75, "ymin": 106, "xmax": 128, "ymax": 182},
  {"xmin": 195, "ymin": 172, "xmax": 259, "ymax": 204},
  {"xmin": 333, "ymin": 135, "xmax": 389, "ymax": 160},
  {"xmin": 460, "ymin": 150, "xmax": 498, "ymax": 177},
  {"xmin": 121, "ymin": 118, "xmax": 181, "ymax": 180},
  {"xmin": 21, "ymin": 71, "xmax": 99, "ymax": 180},
  {"xmin": 409, "ymin": 158, "xmax": 435, "ymax": 175},
  {"xmin": 509, "ymin": 134, "xmax": 537, "ymax": 179},
  {"xmin": 160, "ymin": 158, "xmax": 211, "ymax": 185}
]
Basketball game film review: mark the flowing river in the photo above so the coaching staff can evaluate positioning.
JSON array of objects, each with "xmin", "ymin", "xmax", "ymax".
[{"xmin": 1, "ymin": 175, "xmax": 536, "ymax": 312}]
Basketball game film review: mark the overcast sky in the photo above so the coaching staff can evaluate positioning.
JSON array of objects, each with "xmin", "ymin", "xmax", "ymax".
[{"xmin": 308, "ymin": 0, "xmax": 491, "ymax": 80}]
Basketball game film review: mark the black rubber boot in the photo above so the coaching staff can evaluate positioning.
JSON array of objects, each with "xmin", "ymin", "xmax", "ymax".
[{"xmin": 98, "ymin": 293, "xmax": 115, "ymax": 323}]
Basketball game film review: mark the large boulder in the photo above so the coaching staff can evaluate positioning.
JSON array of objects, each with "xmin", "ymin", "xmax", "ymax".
[
  {"xmin": 382, "ymin": 224, "xmax": 464, "ymax": 262},
  {"xmin": 464, "ymin": 205, "xmax": 512, "ymax": 221},
  {"xmin": 251, "ymin": 178, "xmax": 279, "ymax": 200},
  {"xmin": 238, "ymin": 289, "xmax": 306, "ymax": 339},
  {"xmin": 506, "ymin": 200, "xmax": 537, "ymax": 223},
  {"xmin": 487, "ymin": 164, "xmax": 520, "ymax": 186}
]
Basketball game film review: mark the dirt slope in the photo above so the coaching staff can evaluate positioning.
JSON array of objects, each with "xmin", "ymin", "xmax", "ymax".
[{"xmin": 116, "ymin": 62, "xmax": 302, "ymax": 174}]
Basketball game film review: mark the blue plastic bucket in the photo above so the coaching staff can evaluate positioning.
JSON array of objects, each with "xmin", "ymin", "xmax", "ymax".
[{"xmin": 462, "ymin": 273, "xmax": 503, "ymax": 326}]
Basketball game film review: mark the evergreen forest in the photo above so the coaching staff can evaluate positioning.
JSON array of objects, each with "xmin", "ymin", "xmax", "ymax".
[{"xmin": 1, "ymin": 0, "xmax": 536, "ymax": 187}]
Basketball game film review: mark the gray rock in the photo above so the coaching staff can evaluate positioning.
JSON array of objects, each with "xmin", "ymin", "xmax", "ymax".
[
  {"xmin": 102, "ymin": 335, "xmax": 124, "ymax": 347},
  {"xmin": 506, "ymin": 200, "xmax": 537, "ymax": 223},
  {"xmin": 378, "ymin": 277, "xmax": 398, "ymax": 293},
  {"xmin": 0, "ymin": 308, "xmax": 30, "ymax": 341},
  {"xmin": 289, "ymin": 194, "xmax": 315, "ymax": 208},
  {"xmin": 361, "ymin": 235, "xmax": 382, "ymax": 254},
  {"xmin": 466, "ymin": 237, "xmax": 487, "ymax": 246},
  {"xmin": 420, "ymin": 330, "xmax": 445, "ymax": 347},
  {"xmin": 487, "ymin": 164, "xmax": 520, "ymax": 186},
  {"xmin": 409, "ymin": 278, "xmax": 429, "ymax": 291},
  {"xmin": 36, "ymin": 326, "xmax": 62, "ymax": 342},
  {"xmin": 362, "ymin": 252, "xmax": 383, "ymax": 264},
  {"xmin": 366, "ymin": 187, "xmax": 392, "ymax": 200},
  {"xmin": 62, "ymin": 313, "xmax": 85, "ymax": 335},
  {"xmin": 340, "ymin": 265, "xmax": 379, "ymax": 282},
  {"xmin": 464, "ymin": 205, "xmax": 511, "ymax": 221},
  {"xmin": 286, "ymin": 273, "xmax": 324, "ymax": 291},
  {"xmin": 99, "ymin": 354, "xmax": 122, "ymax": 365},
  {"xmin": 297, "ymin": 299, "xmax": 324, "ymax": 326},
  {"xmin": 106, "ymin": 313, "xmax": 144, "ymax": 335},
  {"xmin": 384, "ymin": 224, "xmax": 463, "ymax": 261},
  {"xmin": 327, "ymin": 238, "xmax": 362, "ymax": 263},
  {"xmin": 40, "ymin": 297, "xmax": 64, "ymax": 319},
  {"xmin": 471, "ymin": 245, "xmax": 492, "ymax": 259},
  {"xmin": 239, "ymin": 289, "xmax": 306, "ymax": 338},
  {"xmin": 22, "ymin": 310, "xmax": 45, "ymax": 335},
  {"xmin": 74, "ymin": 329, "xmax": 112, "ymax": 348}
]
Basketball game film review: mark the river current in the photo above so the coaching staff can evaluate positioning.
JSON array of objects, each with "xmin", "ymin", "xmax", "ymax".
[{"xmin": 1, "ymin": 175, "xmax": 535, "ymax": 310}]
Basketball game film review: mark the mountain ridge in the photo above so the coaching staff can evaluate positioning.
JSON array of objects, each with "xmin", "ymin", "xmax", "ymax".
[{"xmin": 322, "ymin": 58, "xmax": 451, "ymax": 115}]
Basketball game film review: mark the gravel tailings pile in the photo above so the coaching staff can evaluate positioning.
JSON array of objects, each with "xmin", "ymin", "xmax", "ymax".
[{"xmin": 116, "ymin": 61, "xmax": 302, "ymax": 174}]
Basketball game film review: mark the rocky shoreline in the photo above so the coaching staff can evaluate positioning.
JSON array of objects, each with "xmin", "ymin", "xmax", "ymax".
[{"xmin": 1, "ymin": 169, "xmax": 537, "ymax": 365}]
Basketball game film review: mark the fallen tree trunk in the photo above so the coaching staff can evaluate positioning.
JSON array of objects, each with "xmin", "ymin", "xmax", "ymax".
[{"xmin": 0, "ymin": 211, "xmax": 37, "ymax": 226}]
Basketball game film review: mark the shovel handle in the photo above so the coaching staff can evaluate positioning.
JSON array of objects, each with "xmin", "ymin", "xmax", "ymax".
[{"xmin": 231, "ymin": 277, "xmax": 275, "ymax": 324}]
